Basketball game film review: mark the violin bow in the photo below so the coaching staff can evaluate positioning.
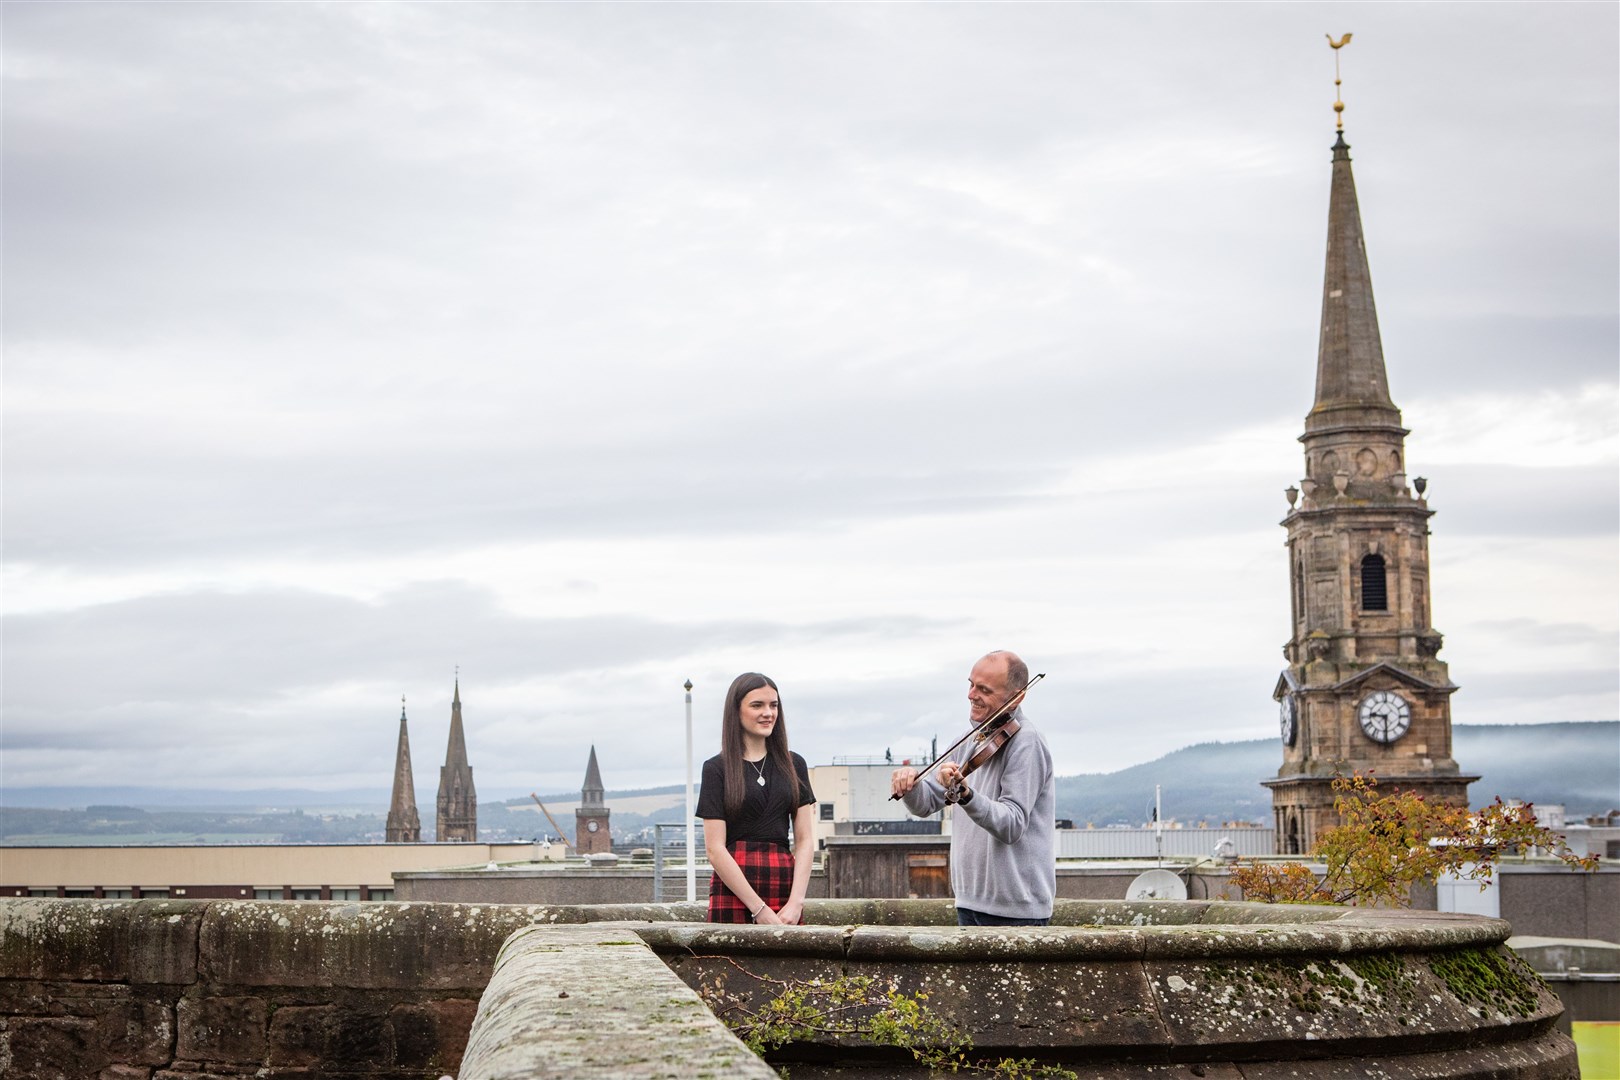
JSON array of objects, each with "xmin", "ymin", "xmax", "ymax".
[{"xmin": 890, "ymin": 672, "xmax": 1045, "ymax": 800}]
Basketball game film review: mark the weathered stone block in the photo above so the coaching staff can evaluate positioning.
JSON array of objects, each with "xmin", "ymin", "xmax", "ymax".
[
  {"xmin": 57, "ymin": 983, "xmax": 136, "ymax": 1019},
  {"xmin": 0, "ymin": 979, "xmax": 60, "ymax": 1017},
  {"xmin": 175, "ymin": 996, "xmax": 267, "ymax": 1063},
  {"xmin": 327, "ymin": 1008, "xmax": 396, "ymax": 1068},
  {"xmin": 390, "ymin": 998, "xmax": 478, "ymax": 1070},
  {"xmin": 0, "ymin": 900, "xmax": 200, "ymax": 986},
  {"xmin": 105, "ymin": 998, "xmax": 175, "ymax": 1065},
  {"xmin": 800, "ymin": 898, "xmax": 958, "ymax": 926},
  {"xmin": 265, "ymin": 1004, "xmax": 335, "ymax": 1067},
  {"xmin": 265, "ymin": 1003, "xmax": 394, "ymax": 1068},
  {"xmin": 198, "ymin": 901, "xmax": 539, "ymax": 990},
  {"xmin": 0, "ymin": 978, "xmax": 137, "ymax": 1020},
  {"xmin": 0, "ymin": 1015, "xmax": 111, "ymax": 1077}
]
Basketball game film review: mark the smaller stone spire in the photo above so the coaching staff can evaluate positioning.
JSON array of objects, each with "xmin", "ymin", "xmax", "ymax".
[
  {"xmin": 581, "ymin": 746, "xmax": 606, "ymax": 808},
  {"xmin": 385, "ymin": 697, "xmax": 421, "ymax": 843},
  {"xmin": 436, "ymin": 674, "xmax": 477, "ymax": 842}
]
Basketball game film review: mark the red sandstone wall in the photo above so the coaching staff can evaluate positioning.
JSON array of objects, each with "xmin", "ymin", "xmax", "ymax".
[{"xmin": 0, "ymin": 898, "xmax": 546, "ymax": 1080}]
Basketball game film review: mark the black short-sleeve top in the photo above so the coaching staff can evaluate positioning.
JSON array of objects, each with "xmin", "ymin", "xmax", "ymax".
[{"xmin": 695, "ymin": 751, "xmax": 817, "ymax": 846}]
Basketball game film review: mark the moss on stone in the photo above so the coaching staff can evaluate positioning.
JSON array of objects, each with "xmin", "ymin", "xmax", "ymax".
[
  {"xmin": 1340, "ymin": 951, "xmax": 1418, "ymax": 1012},
  {"xmin": 1432, "ymin": 952, "xmax": 1542, "ymax": 1016},
  {"xmin": 1427, "ymin": 948, "xmax": 1540, "ymax": 1019}
]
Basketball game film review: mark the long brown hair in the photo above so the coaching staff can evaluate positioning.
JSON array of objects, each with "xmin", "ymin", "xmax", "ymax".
[{"xmin": 720, "ymin": 672, "xmax": 801, "ymax": 816}]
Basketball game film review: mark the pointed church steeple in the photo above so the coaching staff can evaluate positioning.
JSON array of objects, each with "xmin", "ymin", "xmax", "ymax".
[
  {"xmin": 581, "ymin": 745, "xmax": 605, "ymax": 808},
  {"xmin": 435, "ymin": 674, "xmax": 477, "ymax": 842},
  {"xmin": 385, "ymin": 697, "xmax": 421, "ymax": 843},
  {"xmin": 1306, "ymin": 129, "xmax": 1403, "ymax": 439},
  {"xmin": 444, "ymin": 677, "xmax": 469, "ymax": 771}
]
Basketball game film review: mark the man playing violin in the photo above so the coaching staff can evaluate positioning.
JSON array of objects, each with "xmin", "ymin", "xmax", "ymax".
[{"xmin": 890, "ymin": 650, "xmax": 1056, "ymax": 926}]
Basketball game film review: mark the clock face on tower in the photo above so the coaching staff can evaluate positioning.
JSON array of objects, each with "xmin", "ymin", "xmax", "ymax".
[
  {"xmin": 1278, "ymin": 692, "xmax": 1298, "ymax": 747},
  {"xmin": 586, "ymin": 819, "xmax": 600, "ymax": 833},
  {"xmin": 1357, "ymin": 690, "xmax": 1412, "ymax": 744}
]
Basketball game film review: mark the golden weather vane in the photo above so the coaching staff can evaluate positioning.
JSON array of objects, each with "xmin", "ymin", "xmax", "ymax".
[{"xmin": 1327, "ymin": 33, "xmax": 1353, "ymax": 131}]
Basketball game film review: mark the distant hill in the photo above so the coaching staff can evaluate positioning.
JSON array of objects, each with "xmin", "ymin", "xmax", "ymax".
[
  {"xmin": 5, "ymin": 722, "xmax": 1612, "ymax": 834},
  {"xmin": 1056, "ymin": 722, "xmax": 1619, "ymax": 826}
]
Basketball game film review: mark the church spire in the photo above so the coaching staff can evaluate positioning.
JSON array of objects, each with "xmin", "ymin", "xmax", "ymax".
[
  {"xmin": 1306, "ymin": 128, "xmax": 1403, "ymax": 438},
  {"xmin": 1308, "ymin": 35, "xmax": 1402, "ymax": 440},
  {"xmin": 385, "ymin": 697, "xmax": 421, "ymax": 843},
  {"xmin": 435, "ymin": 673, "xmax": 477, "ymax": 842},
  {"xmin": 581, "ymin": 745, "xmax": 605, "ymax": 808},
  {"xmin": 444, "ymin": 675, "xmax": 468, "ymax": 770}
]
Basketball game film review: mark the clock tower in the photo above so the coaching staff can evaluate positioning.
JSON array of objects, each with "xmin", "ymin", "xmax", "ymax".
[
  {"xmin": 1263, "ymin": 120, "xmax": 1476, "ymax": 854},
  {"xmin": 574, "ymin": 745, "xmax": 612, "ymax": 856}
]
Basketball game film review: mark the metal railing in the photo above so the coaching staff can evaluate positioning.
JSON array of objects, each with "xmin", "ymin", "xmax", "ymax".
[{"xmin": 651, "ymin": 822, "xmax": 706, "ymax": 903}]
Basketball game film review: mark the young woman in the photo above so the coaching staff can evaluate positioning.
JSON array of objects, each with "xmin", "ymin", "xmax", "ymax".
[{"xmin": 696, "ymin": 672, "xmax": 817, "ymax": 924}]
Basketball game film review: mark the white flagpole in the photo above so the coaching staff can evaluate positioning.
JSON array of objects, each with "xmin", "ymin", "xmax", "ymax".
[
  {"xmin": 684, "ymin": 679, "xmax": 696, "ymax": 902},
  {"xmin": 1154, "ymin": 784, "xmax": 1163, "ymax": 868}
]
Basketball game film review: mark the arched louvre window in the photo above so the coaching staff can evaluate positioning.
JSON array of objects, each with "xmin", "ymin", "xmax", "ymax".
[{"xmin": 1361, "ymin": 553, "xmax": 1388, "ymax": 611}]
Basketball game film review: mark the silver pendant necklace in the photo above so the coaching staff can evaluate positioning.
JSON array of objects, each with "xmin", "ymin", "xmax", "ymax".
[{"xmin": 747, "ymin": 757, "xmax": 767, "ymax": 787}]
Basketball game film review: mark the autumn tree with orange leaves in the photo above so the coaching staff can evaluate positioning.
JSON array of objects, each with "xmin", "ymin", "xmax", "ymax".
[{"xmin": 1231, "ymin": 774, "xmax": 1600, "ymax": 908}]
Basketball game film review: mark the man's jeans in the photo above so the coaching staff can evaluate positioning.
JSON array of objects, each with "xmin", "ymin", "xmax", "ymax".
[{"xmin": 956, "ymin": 907, "xmax": 1050, "ymax": 927}]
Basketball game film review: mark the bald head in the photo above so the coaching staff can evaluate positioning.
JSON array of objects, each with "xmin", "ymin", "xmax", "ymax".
[
  {"xmin": 966, "ymin": 650, "xmax": 1029, "ymax": 725},
  {"xmin": 982, "ymin": 651, "xmax": 1029, "ymax": 694}
]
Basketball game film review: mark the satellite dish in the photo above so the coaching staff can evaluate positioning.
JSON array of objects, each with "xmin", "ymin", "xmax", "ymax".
[{"xmin": 1126, "ymin": 869, "xmax": 1188, "ymax": 901}]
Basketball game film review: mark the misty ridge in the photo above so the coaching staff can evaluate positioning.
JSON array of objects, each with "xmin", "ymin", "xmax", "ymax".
[{"xmin": 3, "ymin": 722, "xmax": 1612, "ymax": 846}]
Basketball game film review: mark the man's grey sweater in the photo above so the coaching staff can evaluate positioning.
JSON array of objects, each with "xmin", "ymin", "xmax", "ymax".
[{"xmin": 903, "ymin": 708, "xmax": 1055, "ymax": 920}]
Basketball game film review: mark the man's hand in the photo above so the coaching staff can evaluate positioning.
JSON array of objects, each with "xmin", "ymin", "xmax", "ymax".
[
  {"xmin": 936, "ymin": 761, "xmax": 964, "ymax": 789},
  {"xmin": 890, "ymin": 766, "xmax": 919, "ymax": 798}
]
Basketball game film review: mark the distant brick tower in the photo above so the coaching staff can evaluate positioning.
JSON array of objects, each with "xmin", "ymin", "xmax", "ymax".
[
  {"xmin": 1264, "ymin": 121, "xmax": 1476, "ymax": 854},
  {"xmin": 435, "ymin": 678, "xmax": 477, "ymax": 842},
  {"xmin": 574, "ymin": 745, "xmax": 611, "ymax": 855},
  {"xmin": 385, "ymin": 697, "xmax": 421, "ymax": 843}
]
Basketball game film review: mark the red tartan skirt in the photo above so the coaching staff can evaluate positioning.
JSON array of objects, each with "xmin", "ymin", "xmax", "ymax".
[{"xmin": 707, "ymin": 840, "xmax": 794, "ymax": 923}]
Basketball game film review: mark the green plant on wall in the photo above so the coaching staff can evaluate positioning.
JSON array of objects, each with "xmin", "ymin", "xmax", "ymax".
[
  {"xmin": 694, "ymin": 956, "xmax": 1076, "ymax": 1079},
  {"xmin": 1231, "ymin": 774, "xmax": 1600, "ymax": 906}
]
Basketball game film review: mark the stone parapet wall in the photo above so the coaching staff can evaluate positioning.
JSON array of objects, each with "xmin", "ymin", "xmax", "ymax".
[
  {"xmin": 457, "ymin": 922, "xmax": 774, "ymax": 1079},
  {"xmin": 0, "ymin": 898, "xmax": 690, "ymax": 1080},
  {"xmin": 641, "ymin": 900, "xmax": 1578, "ymax": 1077},
  {"xmin": 0, "ymin": 897, "xmax": 1585, "ymax": 1079}
]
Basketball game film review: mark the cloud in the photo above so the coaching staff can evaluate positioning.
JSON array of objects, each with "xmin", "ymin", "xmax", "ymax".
[
  {"xmin": 2, "ymin": 4, "xmax": 1615, "ymax": 797},
  {"xmin": 0, "ymin": 582, "xmax": 962, "ymax": 712},
  {"xmin": 0, "ymin": 581, "xmax": 970, "ymax": 788}
]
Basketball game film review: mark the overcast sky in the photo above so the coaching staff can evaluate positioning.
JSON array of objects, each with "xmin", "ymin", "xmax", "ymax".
[{"xmin": 3, "ymin": 3, "xmax": 1615, "ymax": 804}]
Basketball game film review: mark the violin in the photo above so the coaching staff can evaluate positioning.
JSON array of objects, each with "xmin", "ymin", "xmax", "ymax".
[{"xmin": 889, "ymin": 673, "xmax": 1045, "ymax": 800}]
